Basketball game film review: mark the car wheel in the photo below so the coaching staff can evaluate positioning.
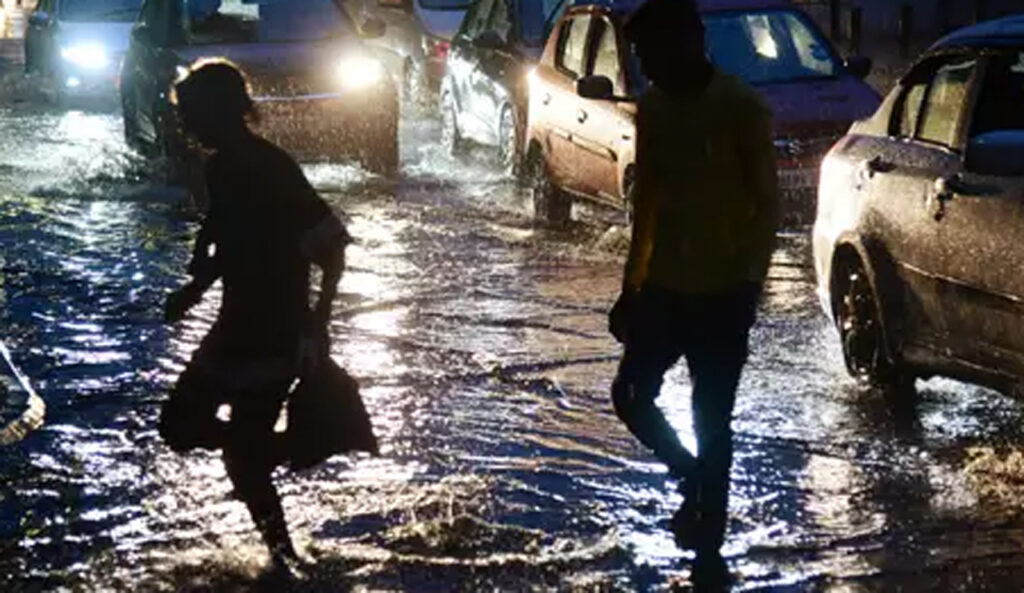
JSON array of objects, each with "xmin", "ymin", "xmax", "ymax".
[
  {"xmin": 526, "ymin": 148, "xmax": 570, "ymax": 227},
  {"xmin": 122, "ymin": 92, "xmax": 142, "ymax": 152},
  {"xmin": 362, "ymin": 124, "xmax": 399, "ymax": 176},
  {"xmin": 835, "ymin": 257, "xmax": 913, "ymax": 392},
  {"xmin": 440, "ymin": 92, "xmax": 465, "ymax": 157},
  {"xmin": 496, "ymin": 106, "xmax": 520, "ymax": 177}
]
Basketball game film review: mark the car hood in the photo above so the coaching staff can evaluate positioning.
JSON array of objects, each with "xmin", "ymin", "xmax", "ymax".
[
  {"xmin": 756, "ymin": 75, "xmax": 881, "ymax": 138},
  {"xmin": 415, "ymin": 7, "xmax": 466, "ymax": 40},
  {"xmin": 55, "ymin": 21, "xmax": 134, "ymax": 54},
  {"xmin": 175, "ymin": 40, "xmax": 370, "ymax": 97}
]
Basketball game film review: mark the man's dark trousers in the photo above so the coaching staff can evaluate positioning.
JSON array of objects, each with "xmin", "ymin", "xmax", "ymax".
[{"xmin": 612, "ymin": 282, "xmax": 760, "ymax": 550}]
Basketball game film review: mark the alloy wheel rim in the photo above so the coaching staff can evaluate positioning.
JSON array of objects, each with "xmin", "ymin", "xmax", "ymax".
[{"xmin": 839, "ymin": 268, "xmax": 881, "ymax": 378}]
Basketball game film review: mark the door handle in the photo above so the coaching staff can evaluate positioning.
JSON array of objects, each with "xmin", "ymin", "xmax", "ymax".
[
  {"xmin": 864, "ymin": 155, "xmax": 895, "ymax": 177},
  {"xmin": 541, "ymin": 93, "xmax": 551, "ymax": 106},
  {"xmin": 929, "ymin": 175, "xmax": 960, "ymax": 221},
  {"xmin": 577, "ymin": 109, "xmax": 588, "ymax": 124}
]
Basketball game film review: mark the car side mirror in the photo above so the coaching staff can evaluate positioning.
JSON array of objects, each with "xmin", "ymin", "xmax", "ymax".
[
  {"xmin": 576, "ymin": 75, "xmax": 614, "ymax": 100},
  {"xmin": 360, "ymin": 18, "xmax": 386, "ymax": 39},
  {"xmin": 473, "ymin": 30, "xmax": 506, "ymax": 51},
  {"xmin": 965, "ymin": 131, "xmax": 1024, "ymax": 177},
  {"xmin": 28, "ymin": 11, "xmax": 52, "ymax": 26},
  {"xmin": 845, "ymin": 56, "xmax": 872, "ymax": 80},
  {"xmin": 377, "ymin": 0, "xmax": 412, "ymax": 12},
  {"xmin": 131, "ymin": 24, "xmax": 154, "ymax": 46}
]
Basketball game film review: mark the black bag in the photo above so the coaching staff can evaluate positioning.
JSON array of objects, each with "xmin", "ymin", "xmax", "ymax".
[{"xmin": 286, "ymin": 358, "xmax": 379, "ymax": 471}]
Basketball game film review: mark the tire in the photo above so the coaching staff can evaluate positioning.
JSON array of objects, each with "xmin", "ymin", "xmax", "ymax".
[
  {"xmin": 834, "ymin": 256, "xmax": 914, "ymax": 392},
  {"xmin": 496, "ymin": 105, "xmax": 520, "ymax": 177},
  {"xmin": 526, "ymin": 148, "xmax": 570, "ymax": 227},
  {"xmin": 362, "ymin": 124, "xmax": 399, "ymax": 176},
  {"xmin": 440, "ymin": 91, "xmax": 466, "ymax": 157}
]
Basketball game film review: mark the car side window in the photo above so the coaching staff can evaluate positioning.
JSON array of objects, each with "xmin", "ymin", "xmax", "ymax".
[
  {"xmin": 461, "ymin": 0, "xmax": 495, "ymax": 40},
  {"xmin": 488, "ymin": 0, "xmax": 512, "ymax": 43},
  {"xmin": 969, "ymin": 52, "xmax": 1024, "ymax": 138},
  {"xmin": 589, "ymin": 19, "xmax": 622, "ymax": 94},
  {"xmin": 555, "ymin": 15, "xmax": 590, "ymax": 79},
  {"xmin": 894, "ymin": 81, "xmax": 927, "ymax": 138},
  {"xmin": 916, "ymin": 57, "xmax": 977, "ymax": 148}
]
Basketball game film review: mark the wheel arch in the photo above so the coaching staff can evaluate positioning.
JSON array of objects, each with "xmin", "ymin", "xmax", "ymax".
[{"xmin": 829, "ymin": 233, "xmax": 904, "ymax": 363}]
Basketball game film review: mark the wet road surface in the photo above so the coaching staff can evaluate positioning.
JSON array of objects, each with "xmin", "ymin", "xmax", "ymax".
[{"xmin": 5, "ymin": 62, "xmax": 1024, "ymax": 593}]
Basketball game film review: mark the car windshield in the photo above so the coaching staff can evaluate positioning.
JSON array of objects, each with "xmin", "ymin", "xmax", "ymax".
[
  {"xmin": 704, "ymin": 9, "xmax": 841, "ymax": 84},
  {"xmin": 419, "ymin": 0, "xmax": 472, "ymax": 9},
  {"xmin": 59, "ymin": 0, "xmax": 142, "ymax": 23},
  {"xmin": 520, "ymin": 0, "xmax": 568, "ymax": 47},
  {"xmin": 185, "ymin": 0, "xmax": 354, "ymax": 45}
]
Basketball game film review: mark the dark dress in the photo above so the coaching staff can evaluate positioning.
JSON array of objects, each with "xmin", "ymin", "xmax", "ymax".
[{"xmin": 161, "ymin": 133, "xmax": 349, "ymax": 453}]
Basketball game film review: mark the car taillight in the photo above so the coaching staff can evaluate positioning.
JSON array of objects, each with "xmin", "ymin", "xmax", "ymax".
[{"xmin": 426, "ymin": 37, "xmax": 450, "ymax": 60}]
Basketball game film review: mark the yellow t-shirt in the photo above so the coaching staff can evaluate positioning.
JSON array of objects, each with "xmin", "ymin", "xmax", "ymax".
[{"xmin": 624, "ymin": 71, "xmax": 780, "ymax": 295}]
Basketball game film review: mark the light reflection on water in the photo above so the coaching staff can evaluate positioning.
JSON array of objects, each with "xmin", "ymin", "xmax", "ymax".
[{"xmin": 4, "ymin": 97, "xmax": 1024, "ymax": 591}]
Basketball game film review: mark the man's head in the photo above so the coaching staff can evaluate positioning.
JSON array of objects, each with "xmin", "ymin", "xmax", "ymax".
[
  {"xmin": 172, "ymin": 59, "xmax": 254, "ymax": 149},
  {"xmin": 625, "ymin": 0, "xmax": 708, "ymax": 92}
]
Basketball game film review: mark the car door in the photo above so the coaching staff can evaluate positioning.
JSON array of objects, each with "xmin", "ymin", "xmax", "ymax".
[
  {"xmin": 853, "ymin": 55, "xmax": 976, "ymax": 354},
  {"xmin": 447, "ymin": 0, "xmax": 494, "ymax": 142},
  {"xmin": 572, "ymin": 15, "xmax": 633, "ymax": 205},
  {"xmin": 928, "ymin": 50, "xmax": 1024, "ymax": 373},
  {"xmin": 128, "ymin": 0, "xmax": 181, "ymax": 145},
  {"xmin": 530, "ymin": 13, "xmax": 587, "ymax": 193},
  {"xmin": 26, "ymin": 0, "xmax": 57, "ymax": 74}
]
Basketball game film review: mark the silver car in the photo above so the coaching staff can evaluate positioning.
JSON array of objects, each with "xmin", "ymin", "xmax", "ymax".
[
  {"xmin": 814, "ymin": 15, "xmax": 1024, "ymax": 394},
  {"xmin": 24, "ymin": 0, "xmax": 142, "ymax": 99}
]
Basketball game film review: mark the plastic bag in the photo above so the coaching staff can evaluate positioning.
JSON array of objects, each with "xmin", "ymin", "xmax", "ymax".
[{"xmin": 286, "ymin": 358, "xmax": 379, "ymax": 471}]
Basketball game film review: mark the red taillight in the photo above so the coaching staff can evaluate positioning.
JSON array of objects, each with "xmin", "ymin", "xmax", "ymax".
[{"xmin": 429, "ymin": 38, "xmax": 450, "ymax": 60}]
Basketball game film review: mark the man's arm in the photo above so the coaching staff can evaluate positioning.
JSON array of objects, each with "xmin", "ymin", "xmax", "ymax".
[
  {"xmin": 737, "ymin": 97, "xmax": 780, "ymax": 283},
  {"xmin": 622, "ymin": 99, "xmax": 657, "ymax": 293}
]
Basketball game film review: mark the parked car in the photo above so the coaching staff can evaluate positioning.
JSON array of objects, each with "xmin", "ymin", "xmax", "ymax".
[
  {"xmin": 120, "ymin": 0, "xmax": 398, "ymax": 185},
  {"xmin": 814, "ymin": 15, "xmax": 1024, "ymax": 394},
  {"xmin": 525, "ymin": 0, "xmax": 879, "ymax": 225},
  {"xmin": 24, "ymin": 0, "xmax": 143, "ymax": 100},
  {"xmin": 345, "ymin": 0, "xmax": 469, "ymax": 108},
  {"xmin": 440, "ymin": 0, "xmax": 569, "ymax": 174}
]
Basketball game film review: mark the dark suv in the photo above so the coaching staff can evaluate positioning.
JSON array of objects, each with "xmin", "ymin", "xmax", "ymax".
[
  {"xmin": 439, "ymin": 0, "xmax": 567, "ymax": 174},
  {"xmin": 814, "ymin": 16, "xmax": 1024, "ymax": 394},
  {"xmin": 121, "ymin": 0, "xmax": 399, "ymax": 185}
]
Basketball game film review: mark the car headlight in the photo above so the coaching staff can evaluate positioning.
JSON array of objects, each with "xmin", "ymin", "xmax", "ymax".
[
  {"xmin": 336, "ymin": 56, "xmax": 384, "ymax": 91},
  {"xmin": 61, "ymin": 43, "xmax": 109, "ymax": 70}
]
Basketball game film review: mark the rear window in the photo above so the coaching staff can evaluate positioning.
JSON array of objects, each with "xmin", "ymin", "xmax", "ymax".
[
  {"xmin": 520, "ymin": 0, "xmax": 567, "ymax": 46},
  {"xmin": 59, "ymin": 0, "xmax": 142, "ymax": 22},
  {"xmin": 419, "ymin": 0, "xmax": 472, "ymax": 9},
  {"xmin": 185, "ymin": 0, "xmax": 354, "ymax": 44},
  {"xmin": 704, "ymin": 9, "xmax": 841, "ymax": 84}
]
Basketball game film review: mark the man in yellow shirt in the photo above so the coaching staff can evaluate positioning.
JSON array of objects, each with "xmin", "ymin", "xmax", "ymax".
[{"xmin": 610, "ymin": 0, "xmax": 780, "ymax": 575}]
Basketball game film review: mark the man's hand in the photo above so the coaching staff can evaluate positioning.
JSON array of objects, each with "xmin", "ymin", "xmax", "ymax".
[
  {"xmin": 164, "ymin": 284, "xmax": 203, "ymax": 323},
  {"xmin": 297, "ymin": 311, "xmax": 330, "ymax": 376},
  {"xmin": 609, "ymin": 291, "xmax": 636, "ymax": 344}
]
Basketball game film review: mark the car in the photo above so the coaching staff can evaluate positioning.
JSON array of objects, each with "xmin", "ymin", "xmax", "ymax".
[
  {"xmin": 440, "ymin": 0, "xmax": 569, "ymax": 175},
  {"xmin": 813, "ymin": 15, "xmax": 1024, "ymax": 394},
  {"xmin": 524, "ymin": 0, "xmax": 880, "ymax": 225},
  {"xmin": 120, "ymin": 0, "xmax": 399, "ymax": 189},
  {"xmin": 24, "ymin": 0, "xmax": 143, "ymax": 100},
  {"xmin": 346, "ymin": 0, "xmax": 470, "ymax": 109}
]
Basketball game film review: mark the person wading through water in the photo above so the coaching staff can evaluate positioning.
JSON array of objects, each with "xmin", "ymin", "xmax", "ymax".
[
  {"xmin": 161, "ymin": 59, "xmax": 350, "ymax": 573},
  {"xmin": 609, "ymin": 0, "xmax": 779, "ymax": 584}
]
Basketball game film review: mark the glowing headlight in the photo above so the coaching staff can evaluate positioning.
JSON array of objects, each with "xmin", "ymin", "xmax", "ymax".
[
  {"xmin": 61, "ymin": 43, "xmax": 109, "ymax": 70},
  {"xmin": 336, "ymin": 56, "xmax": 384, "ymax": 91}
]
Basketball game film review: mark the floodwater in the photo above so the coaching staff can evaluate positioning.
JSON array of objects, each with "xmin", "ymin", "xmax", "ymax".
[{"xmin": 5, "ymin": 69, "xmax": 1024, "ymax": 593}]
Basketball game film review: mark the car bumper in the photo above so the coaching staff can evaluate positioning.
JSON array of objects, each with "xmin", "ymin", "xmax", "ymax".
[{"xmin": 250, "ymin": 88, "xmax": 398, "ymax": 160}]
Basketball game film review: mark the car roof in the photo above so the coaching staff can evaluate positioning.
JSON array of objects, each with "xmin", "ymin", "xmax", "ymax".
[
  {"xmin": 567, "ymin": 0, "xmax": 795, "ymax": 19},
  {"xmin": 931, "ymin": 15, "xmax": 1024, "ymax": 51}
]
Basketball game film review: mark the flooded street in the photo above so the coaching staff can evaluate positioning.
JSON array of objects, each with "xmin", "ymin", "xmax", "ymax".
[{"xmin": 6, "ymin": 60, "xmax": 1024, "ymax": 593}]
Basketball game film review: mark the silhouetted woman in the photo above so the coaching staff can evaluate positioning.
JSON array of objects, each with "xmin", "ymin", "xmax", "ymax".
[{"xmin": 159, "ymin": 59, "xmax": 349, "ymax": 571}]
